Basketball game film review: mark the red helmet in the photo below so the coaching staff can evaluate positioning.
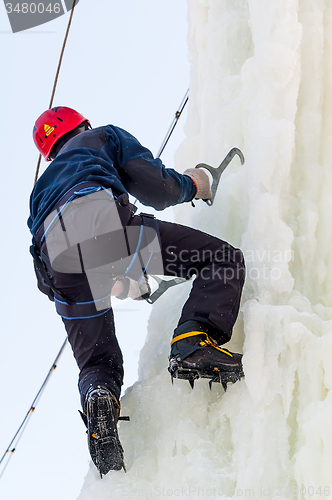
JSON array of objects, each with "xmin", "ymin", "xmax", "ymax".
[{"xmin": 33, "ymin": 106, "xmax": 90, "ymax": 160}]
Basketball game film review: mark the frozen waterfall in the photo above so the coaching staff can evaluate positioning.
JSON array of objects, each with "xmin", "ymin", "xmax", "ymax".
[{"xmin": 79, "ymin": 1, "xmax": 332, "ymax": 498}]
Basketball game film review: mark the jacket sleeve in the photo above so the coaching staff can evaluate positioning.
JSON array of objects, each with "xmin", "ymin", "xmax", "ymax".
[{"xmin": 106, "ymin": 126, "xmax": 196, "ymax": 210}]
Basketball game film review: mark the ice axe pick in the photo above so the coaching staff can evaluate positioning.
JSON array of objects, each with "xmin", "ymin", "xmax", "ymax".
[{"xmin": 195, "ymin": 147, "xmax": 245, "ymax": 206}]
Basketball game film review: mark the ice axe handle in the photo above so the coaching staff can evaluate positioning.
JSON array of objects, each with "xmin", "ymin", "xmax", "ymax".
[
  {"xmin": 146, "ymin": 276, "xmax": 188, "ymax": 304},
  {"xmin": 195, "ymin": 147, "xmax": 245, "ymax": 206}
]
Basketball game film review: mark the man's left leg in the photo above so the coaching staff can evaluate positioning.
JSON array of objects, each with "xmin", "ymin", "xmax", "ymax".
[{"xmin": 61, "ymin": 309, "xmax": 124, "ymax": 408}]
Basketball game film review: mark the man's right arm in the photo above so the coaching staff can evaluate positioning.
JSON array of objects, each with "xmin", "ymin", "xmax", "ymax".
[{"xmin": 106, "ymin": 125, "xmax": 197, "ymax": 210}]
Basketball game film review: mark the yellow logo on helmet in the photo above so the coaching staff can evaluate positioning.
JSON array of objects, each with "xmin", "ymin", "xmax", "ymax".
[{"xmin": 44, "ymin": 124, "xmax": 55, "ymax": 137}]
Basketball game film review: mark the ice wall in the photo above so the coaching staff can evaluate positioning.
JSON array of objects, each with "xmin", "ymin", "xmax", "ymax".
[{"xmin": 79, "ymin": 1, "xmax": 332, "ymax": 498}]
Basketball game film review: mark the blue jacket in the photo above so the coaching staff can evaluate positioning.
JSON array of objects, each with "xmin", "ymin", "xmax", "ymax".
[{"xmin": 28, "ymin": 125, "xmax": 196, "ymax": 236}]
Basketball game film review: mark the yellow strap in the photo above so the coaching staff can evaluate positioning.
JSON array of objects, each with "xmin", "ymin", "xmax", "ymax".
[
  {"xmin": 170, "ymin": 331, "xmax": 207, "ymax": 346},
  {"xmin": 171, "ymin": 331, "xmax": 233, "ymax": 357},
  {"xmin": 113, "ymin": 393, "xmax": 120, "ymax": 407},
  {"xmin": 204, "ymin": 341, "xmax": 233, "ymax": 357},
  {"xmin": 112, "ymin": 394, "xmax": 120, "ymax": 420}
]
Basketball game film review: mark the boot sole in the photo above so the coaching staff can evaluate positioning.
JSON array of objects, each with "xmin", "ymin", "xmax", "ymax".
[{"xmin": 87, "ymin": 390, "xmax": 125, "ymax": 476}]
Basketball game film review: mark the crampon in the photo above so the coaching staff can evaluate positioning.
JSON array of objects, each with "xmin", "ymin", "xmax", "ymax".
[
  {"xmin": 80, "ymin": 387, "xmax": 129, "ymax": 477},
  {"xmin": 168, "ymin": 331, "xmax": 244, "ymax": 391}
]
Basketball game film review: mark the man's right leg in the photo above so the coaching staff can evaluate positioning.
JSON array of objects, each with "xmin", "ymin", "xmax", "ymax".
[
  {"xmin": 61, "ymin": 308, "xmax": 124, "ymax": 409},
  {"xmin": 156, "ymin": 219, "xmax": 245, "ymax": 388},
  {"xmin": 157, "ymin": 219, "xmax": 245, "ymax": 340}
]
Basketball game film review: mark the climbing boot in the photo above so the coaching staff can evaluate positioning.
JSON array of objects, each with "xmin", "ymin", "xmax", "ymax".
[
  {"xmin": 168, "ymin": 321, "xmax": 244, "ymax": 390},
  {"xmin": 80, "ymin": 387, "xmax": 128, "ymax": 476}
]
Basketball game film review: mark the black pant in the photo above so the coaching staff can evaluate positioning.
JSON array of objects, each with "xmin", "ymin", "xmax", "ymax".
[{"xmin": 37, "ymin": 191, "xmax": 245, "ymax": 407}]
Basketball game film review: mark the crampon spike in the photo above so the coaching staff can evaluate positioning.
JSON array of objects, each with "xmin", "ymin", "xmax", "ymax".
[
  {"xmin": 189, "ymin": 379, "xmax": 195, "ymax": 389},
  {"xmin": 217, "ymin": 372, "xmax": 227, "ymax": 391},
  {"xmin": 78, "ymin": 409, "xmax": 88, "ymax": 427}
]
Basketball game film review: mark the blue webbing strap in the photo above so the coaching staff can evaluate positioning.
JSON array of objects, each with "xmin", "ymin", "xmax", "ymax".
[
  {"xmin": 41, "ymin": 185, "xmax": 103, "ymax": 244},
  {"xmin": 54, "ymin": 296, "xmax": 112, "ymax": 320}
]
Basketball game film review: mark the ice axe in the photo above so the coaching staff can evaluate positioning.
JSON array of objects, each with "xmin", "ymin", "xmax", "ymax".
[
  {"xmin": 146, "ymin": 275, "xmax": 189, "ymax": 304},
  {"xmin": 195, "ymin": 147, "xmax": 245, "ymax": 206},
  {"xmin": 145, "ymin": 147, "xmax": 245, "ymax": 304}
]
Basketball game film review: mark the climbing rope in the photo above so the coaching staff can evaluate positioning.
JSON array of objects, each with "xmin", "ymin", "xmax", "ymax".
[
  {"xmin": 133, "ymin": 88, "xmax": 189, "ymax": 205},
  {"xmin": 34, "ymin": 0, "xmax": 78, "ymax": 186},
  {"xmin": 0, "ymin": 3, "xmax": 79, "ymax": 481},
  {"xmin": 157, "ymin": 88, "xmax": 189, "ymax": 158},
  {"xmin": 0, "ymin": 339, "xmax": 67, "ymax": 478}
]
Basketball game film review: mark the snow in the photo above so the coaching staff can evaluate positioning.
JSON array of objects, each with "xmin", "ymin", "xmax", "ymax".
[{"xmin": 77, "ymin": 0, "xmax": 332, "ymax": 498}]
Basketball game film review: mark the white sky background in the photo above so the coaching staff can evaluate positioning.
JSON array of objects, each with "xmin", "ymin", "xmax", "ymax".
[{"xmin": 0, "ymin": 1, "xmax": 189, "ymax": 498}]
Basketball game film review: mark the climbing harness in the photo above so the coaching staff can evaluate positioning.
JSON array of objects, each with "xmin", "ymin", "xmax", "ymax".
[{"xmin": 33, "ymin": 184, "xmax": 155, "ymax": 320}]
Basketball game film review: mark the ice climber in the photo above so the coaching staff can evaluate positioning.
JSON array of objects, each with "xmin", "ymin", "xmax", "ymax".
[{"xmin": 28, "ymin": 106, "xmax": 245, "ymax": 475}]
